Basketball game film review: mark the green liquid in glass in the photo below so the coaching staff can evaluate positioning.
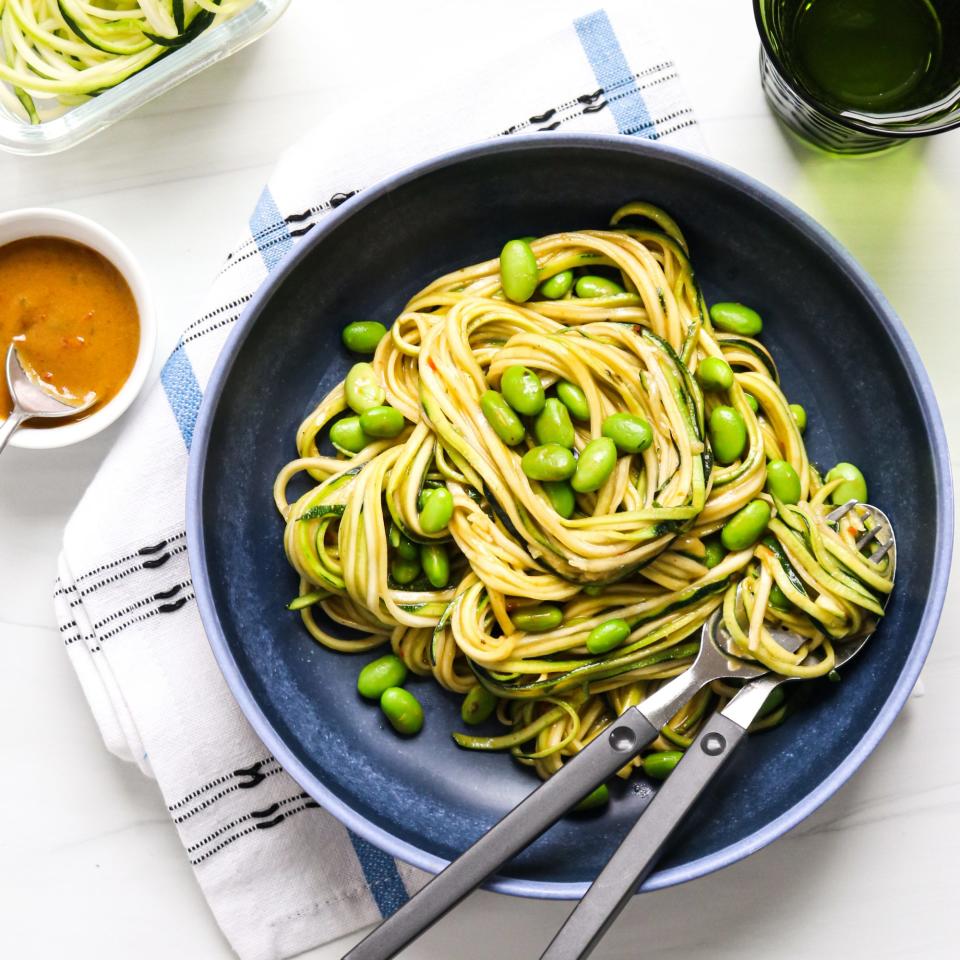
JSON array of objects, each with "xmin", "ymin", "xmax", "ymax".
[{"xmin": 785, "ymin": 0, "xmax": 955, "ymax": 113}]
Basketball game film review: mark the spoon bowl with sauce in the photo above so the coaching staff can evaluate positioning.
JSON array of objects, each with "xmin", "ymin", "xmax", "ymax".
[{"xmin": 0, "ymin": 208, "xmax": 155, "ymax": 449}]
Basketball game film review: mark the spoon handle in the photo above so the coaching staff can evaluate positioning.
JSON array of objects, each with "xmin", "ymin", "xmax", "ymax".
[{"xmin": 0, "ymin": 408, "xmax": 26, "ymax": 454}]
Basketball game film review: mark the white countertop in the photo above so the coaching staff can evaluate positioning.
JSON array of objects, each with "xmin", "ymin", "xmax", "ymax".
[{"xmin": 1, "ymin": 1, "xmax": 958, "ymax": 957}]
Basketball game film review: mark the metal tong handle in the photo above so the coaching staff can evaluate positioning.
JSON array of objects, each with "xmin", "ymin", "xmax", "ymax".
[
  {"xmin": 539, "ymin": 677, "xmax": 779, "ymax": 960},
  {"xmin": 343, "ymin": 707, "xmax": 660, "ymax": 960}
]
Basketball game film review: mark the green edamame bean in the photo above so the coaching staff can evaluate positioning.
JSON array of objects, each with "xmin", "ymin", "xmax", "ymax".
[
  {"xmin": 710, "ymin": 302, "xmax": 763, "ymax": 336},
  {"xmin": 391, "ymin": 556, "xmax": 421, "ymax": 585},
  {"xmin": 359, "ymin": 405, "xmax": 405, "ymax": 438},
  {"xmin": 534, "ymin": 398, "xmax": 575, "ymax": 447},
  {"xmin": 357, "ymin": 654, "xmax": 408, "ymax": 700},
  {"xmin": 517, "ymin": 236, "xmax": 537, "ymax": 244},
  {"xmin": 586, "ymin": 617, "xmax": 631, "ymax": 654},
  {"xmin": 389, "ymin": 523, "xmax": 419, "ymax": 560},
  {"xmin": 419, "ymin": 486, "xmax": 454, "ymax": 533},
  {"xmin": 329, "ymin": 416, "xmax": 368, "ymax": 453},
  {"xmin": 720, "ymin": 499, "xmax": 772, "ymax": 551},
  {"xmin": 709, "ymin": 405, "xmax": 747, "ymax": 465},
  {"xmin": 643, "ymin": 750, "xmax": 682, "ymax": 781},
  {"xmin": 766, "ymin": 459, "xmax": 801, "ymax": 505},
  {"xmin": 556, "ymin": 380, "xmax": 590, "ymax": 421},
  {"xmin": 703, "ymin": 536, "xmax": 727, "ymax": 569},
  {"xmin": 790, "ymin": 403, "xmax": 807, "ymax": 434},
  {"xmin": 342, "ymin": 321, "xmax": 387, "ymax": 355},
  {"xmin": 344, "ymin": 362, "xmax": 385, "ymax": 414},
  {"xmin": 461, "ymin": 685, "xmax": 498, "ymax": 725},
  {"xmin": 825, "ymin": 462, "xmax": 868, "ymax": 504},
  {"xmin": 380, "ymin": 686, "xmax": 424, "ymax": 735},
  {"xmin": 572, "ymin": 437, "xmax": 618, "ymax": 493},
  {"xmin": 512, "ymin": 604, "xmax": 564, "ymax": 633},
  {"xmin": 420, "ymin": 543, "xmax": 450, "ymax": 589},
  {"xmin": 745, "ymin": 394, "xmax": 759, "ymax": 413},
  {"xmin": 501, "ymin": 365, "xmax": 545, "ymax": 416},
  {"xmin": 575, "ymin": 275, "xmax": 625, "ymax": 298},
  {"xmin": 601, "ymin": 412, "xmax": 653, "ymax": 454},
  {"xmin": 500, "ymin": 238, "xmax": 539, "ymax": 303},
  {"xmin": 480, "ymin": 390, "xmax": 525, "ymax": 445},
  {"xmin": 574, "ymin": 784, "xmax": 609, "ymax": 812},
  {"xmin": 697, "ymin": 356, "xmax": 734, "ymax": 391},
  {"xmin": 542, "ymin": 480, "xmax": 576, "ymax": 519},
  {"xmin": 539, "ymin": 270, "xmax": 574, "ymax": 300},
  {"xmin": 768, "ymin": 582, "xmax": 791, "ymax": 611},
  {"xmin": 521, "ymin": 443, "xmax": 576, "ymax": 482}
]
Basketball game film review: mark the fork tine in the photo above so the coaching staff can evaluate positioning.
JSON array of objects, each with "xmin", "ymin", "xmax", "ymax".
[
  {"xmin": 825, "ymin": 498, "xmax": 859, "ymax": 523},
  {"xmin": 855, "ymin": 525, "xmax": 880, "ymax": 550},
  {"xmin": 870, "ymin": 538, "xmax": 893, "ymax": 563}
]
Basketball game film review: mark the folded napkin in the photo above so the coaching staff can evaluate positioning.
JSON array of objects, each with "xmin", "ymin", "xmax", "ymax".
[{"xmin": 53, "ymin": 7, "xmax": 703, "ymax": 959}]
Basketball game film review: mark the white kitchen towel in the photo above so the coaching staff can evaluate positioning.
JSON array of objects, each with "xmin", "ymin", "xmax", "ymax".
[{"xmin": 53, "ymin": 6, "xmax": 704, "ymax": 959}]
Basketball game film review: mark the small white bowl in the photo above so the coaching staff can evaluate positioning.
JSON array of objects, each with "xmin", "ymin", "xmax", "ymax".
[{"xmin": 0, "ymin": 207, "xmax": 156, "ymax": 449}]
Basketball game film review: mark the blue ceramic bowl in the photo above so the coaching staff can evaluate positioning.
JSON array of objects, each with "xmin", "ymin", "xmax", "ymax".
[{"xmin": 187, "ymin": 135, "xmax": 952, "ymax": 898}]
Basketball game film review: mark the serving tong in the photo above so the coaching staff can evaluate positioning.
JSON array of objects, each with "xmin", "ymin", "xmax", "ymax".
[{"xmin": 345, "ymin": 500, "xmax": 895, "ymax": 960}]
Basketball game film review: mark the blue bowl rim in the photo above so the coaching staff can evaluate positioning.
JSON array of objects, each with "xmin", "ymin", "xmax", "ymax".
[{"xmin": 186, "ymin": 132, "xmax": 953, "ymax": 899}]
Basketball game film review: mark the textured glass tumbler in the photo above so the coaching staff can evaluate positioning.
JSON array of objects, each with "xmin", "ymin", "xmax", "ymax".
[{"xmin": 755, "ymin": 0, "xmax": 960, "ymax": 155}]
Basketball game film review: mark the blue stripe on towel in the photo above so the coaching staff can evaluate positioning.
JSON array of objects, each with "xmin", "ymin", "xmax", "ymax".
[
  {"xmin": 574, "ymin": 9, "xmax": 656, "ymax": 138},
  {"xmin": 249, "ymin": 187, "xmax": 294, "ymax": 273},
  {"xmin": 348, "ymin": 832, "xmax": 410, "ymax": 917},
  {"xmin": 160, "ymin": 347, "xmax": 203, "ymax": 450}
]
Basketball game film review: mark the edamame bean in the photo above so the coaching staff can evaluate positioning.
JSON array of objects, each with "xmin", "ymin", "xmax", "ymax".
[
  {"xmin": 556, "ymin": 380, "xmax": 590, "ymax": 421},
  {"xmin": 521, "ymin": 444, "xmax": 576, "ymax": 482},
  {"xmin": 420, "ymin": 543, "xmax": 450, "ymax": 588},
  {"xmin": 389, "ymin": 523, "xmax": 419, "ymax": 560},
  {"xmin": 697, "ymin": 356, "xmax": 734, "ymax": 391},
  {"xmin": 359, "ymin": 405, "xmax": 405, "ymax": 438},
  {"xmin": 501, "ymin": 365, "xmax": 545, "ymax": 416},
  {"xmin": 709, "ymin": 405, "xmax": 747, "ymax": 465},
  {"xmin": 720, "ymin": 499, "xmax": 772, "ymax": 551},
  {"xmin": 601, "ymin": 412, "xmax": 653, "ymax": 454},
  {"xmin": 329, "ymin": 416, "xmax": 368, "ymax": 453},
  {"xmin": 342, "ymin": 321, "xmax": 387, "ymax": 355},
  {"xmin": 344, "ymin": 362, "xmax": 385, "ymax": 414},
  {"xmin": 380, "ymin": 687, "xmax": 424, "ymax": 735},
  {"xmin": 575, "ymin": 275, "xmax": 625, "ymax": 298},
  {"xmin": 357, "ymin": 654, "xmax": 408, "ymax": 700},
  {"xmin": 534, "ymin": 398, "xmax": 575, "ymax": 447},
  {"xmin": 710, "ymin": 302, "xmax": 763, "ymax": 336},
  {"xmin": 586, "ymin": 618, "xmax": 631, "ymax": 654},
  {"xmin": 825, "ymin": 462, "xmax": 868, "ymax": 504},
  {"xmin": 789, "ymin": 403, "xmax": 807, "ymax": 434},
  {"xmin": 542, "ymin": 480, "xmax": 576, "ymax": 519},
  {"xmin": 500, "ymin": 238, "xmax": 539, "ymax": 303},
  {"xmin": 461, "ymin": 685, "xmax": 498, "ymax": 725},
  {"xmin": 573, "ymin": 436, "xmax": 618, "ymax": 492},
  {"xmin": 745, "ymin": 394, "xmax": 759, "ymax": 413},
  {"xmin": 513, "ymin": 604, "xmax": 563, "ymax": 633},
  {"xmin": 768, "ymin": 582, "xmax": 791, "ymax": 611},
  {"xmin": 765, "ymin": 459, "xmax": 801, "ymax": 505},
  {"xmin": 480, "ymin": 390, "xmax": 525, "ymax": 445},
  {"xmin": 539, "ymin": 270, "xmax": 574, "ymax": 300},
  {"xmin": 574, "ymin": 784, "xmax": 609, "ymax": 812},
  {"xmin": 643, "ymin": 750, "xmax": 682, "ymax": 781},
  {"xmin": 419, "ymin": 486, "xmax": 454, "ymax": 533},
  {"xmin": 391, "ymin": 556, "xmax": 421, "ymax": 585},
  {"xmin": 703, "ymin": 536, "xmax": 727, "ymax": 569}
]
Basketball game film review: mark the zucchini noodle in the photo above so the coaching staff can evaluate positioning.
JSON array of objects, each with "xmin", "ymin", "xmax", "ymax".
[
  {"xmin": 0, "ymin": 0, "xmax": 254, "ymax": 124},
  {"xmin": 274, "ymin": 202, "xmax": 895, "ymax": 782}
]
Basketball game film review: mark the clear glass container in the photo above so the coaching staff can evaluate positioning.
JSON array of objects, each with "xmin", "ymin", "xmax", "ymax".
[{"xmin": 0, "ymin": 0, "xmax": 291, "ymax": 157}]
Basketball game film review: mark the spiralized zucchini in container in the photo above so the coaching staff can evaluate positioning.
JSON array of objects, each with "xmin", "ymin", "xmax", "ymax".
[
  {"xmin": 273, "ymin": 201, "xmax": 895, "ymax": 790},
  {"xmin": 0, "ymin": 0, "xmax": 254, "ymax": 124}
]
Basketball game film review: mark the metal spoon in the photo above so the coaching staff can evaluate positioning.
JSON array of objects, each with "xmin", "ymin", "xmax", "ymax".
[
  {"xmin": 0, "ymin": 343, "xmax": 97, "ymax": 454},
  {"xmin": 540, "ymin": 501, "xmax": 896, "ymax": 960}
]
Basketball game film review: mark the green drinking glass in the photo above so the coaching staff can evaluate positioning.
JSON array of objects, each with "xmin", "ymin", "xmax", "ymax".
[{"xmin": 755, "ymin": 0, "xmax": 960, "ymax": 154}]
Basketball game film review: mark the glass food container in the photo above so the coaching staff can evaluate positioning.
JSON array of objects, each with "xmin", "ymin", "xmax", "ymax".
[{"xmin": 0, "ymin": 0, "xmax": 291, "ymax": 157}]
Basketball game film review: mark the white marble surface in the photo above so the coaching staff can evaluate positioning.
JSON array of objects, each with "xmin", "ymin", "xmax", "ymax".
[{"xmin": 1, "ymin": 1, "xmax": 958, "ymax": 957}]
